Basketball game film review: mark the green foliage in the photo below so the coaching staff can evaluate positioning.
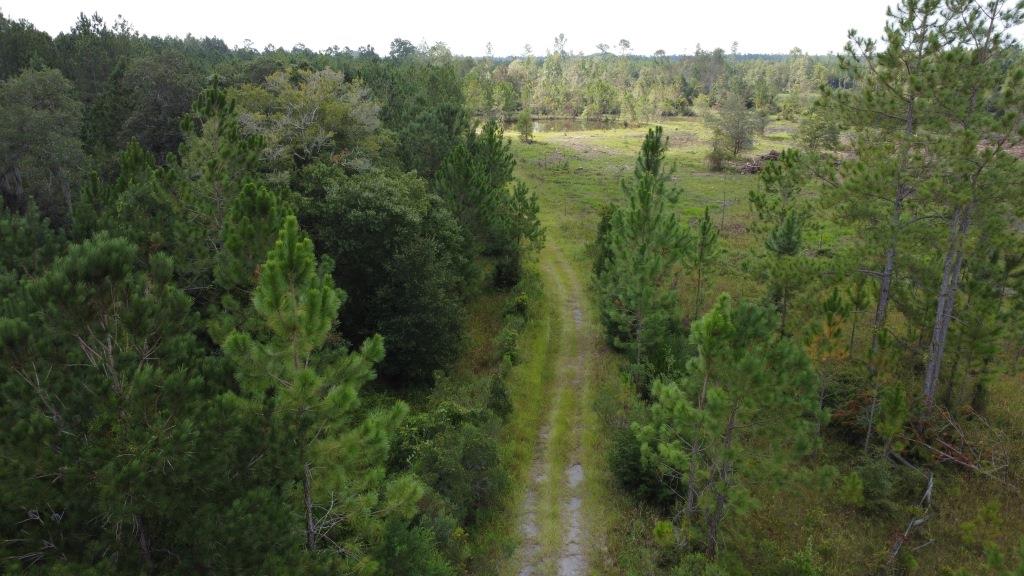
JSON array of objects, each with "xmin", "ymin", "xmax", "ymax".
[
  {"xmin": 706, "ymin": 92, "xmax": 756, "ymax": 157},
  {"xmin": 0, "ymin": 233, "xmax": 240, "ymax": 571},
  {"xmin": 394, "ymin": 402, "xmax": 508, "ymax": 526},
  {"xmin": 689, "ymin": 206, "xmax": 721, "ymax": 319},
  {"xmin": 596, "ymin": 126, "xmax": 692, "ymax": 370},
  {"xmin": 224, "ymin": 215, "xmax": 422, "ymax": 564},
  {"xmin": 592, "ymin": 202, "xmax": 618, "ymax": 277},
  {"xmin": 378, "ymin": 518, "xmax": 455, "ymax": 576},
  {"xmin": 300, "ymin": 168, "xmax": 466, "ymax": 385},
  {"xmin": 216, "ymin": 182, "xmax": 287, "ymax": 294},
  {"xmin": 796, "ymin": 106, "xmax": 841, "ymax": 152},
  {"xmin": 825, "ymin": 0, "xmax": 1024, "ymax": 406},
  {"xmin": 369, "ymin": 47, "xmax": 467, "ymax": 177},
  {"xmin": 232, "ymin": 67, "xmax": 383, "ymax": 174},
  {"xmin": 637, "ymin": 295, "xmax": 822, "ymax": 558},
  {"xmin": 748, "ymin": 149, "xmax": 819, "ymax": 335},
  {"xmin": 876, "ymin": 383, "xmax": 909, "ymax": 453},
  {"xmin": 121, "ymin": 49, "xmax": 204, "ymax": 160},
  {"xmin": 434, "ymin": 120, "xmax": 543, "ymax": 288},
  {"xmin": 0, "ymin": 67, "xmax": 85, "ymax": 225},
  {"xmin": 838, "ymin": 472, "xmax": 866, "ymax": 508},
  {"xmin": 0, "ymin": 201, "xmax": 64, "ymax": 285},
  {"xmin": 610, "ymin": 422, "xmax": 677, "ymax": 508},
  {"xmin": 516, "ymin": 109, "xmax": 533, "ymax": 143},
  {"xmin": 0, "ymin": 12, "xmax": 57, "ymax": 79}
]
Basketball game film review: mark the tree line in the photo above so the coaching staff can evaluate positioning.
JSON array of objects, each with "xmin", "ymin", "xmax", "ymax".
[{"xmin": 460, "ymin": 39, "xmax": 851, "ymax": 122}]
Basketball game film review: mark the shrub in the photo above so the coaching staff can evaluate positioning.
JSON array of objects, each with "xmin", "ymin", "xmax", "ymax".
[
  {"xmin": 609, "ymin": 424, "xmax": 676, "ymax": 509},
  {"xmin": 379, "ymin": 517, "xmax": 455, "ymax": 576},
  {"xmin": 706, "ymin": 143, "xmax": 728, "ymax": 172},
  {"xmin": 516, "ymin": 109, "xmax": 533, "ymax": 143},
  {"xmin": 413, "ymin": 419, "xmax": 509, "ymax": 525}
]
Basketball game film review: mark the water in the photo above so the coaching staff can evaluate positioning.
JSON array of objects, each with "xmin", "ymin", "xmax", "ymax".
[{"xmin": 501, "ymin": 117, "xmax": 627, "ymax": 133}]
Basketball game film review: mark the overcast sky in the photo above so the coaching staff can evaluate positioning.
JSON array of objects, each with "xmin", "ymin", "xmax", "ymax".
[{"xmin": 0, "ymin": 0, "xmax": 988, "ymax": 56}]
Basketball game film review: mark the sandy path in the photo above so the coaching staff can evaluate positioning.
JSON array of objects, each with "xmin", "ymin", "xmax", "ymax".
[{"xmin": 516, "ymin": 244, "xmax": 595, "ymax": 576}]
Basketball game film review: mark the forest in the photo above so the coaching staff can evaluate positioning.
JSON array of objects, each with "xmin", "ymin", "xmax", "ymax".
[{"xmin": 0, "ymin": 1, "xmax": 1022, "ymax": 574}]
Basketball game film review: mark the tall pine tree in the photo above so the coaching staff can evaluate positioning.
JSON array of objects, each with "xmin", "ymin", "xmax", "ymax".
[
  {"xmin": 596, "ymin": 126, "xmax": 692, "ymax": 369},
  {"xmin": 223, "ymin": 216, "xmax": 422, "ymax": 569}
]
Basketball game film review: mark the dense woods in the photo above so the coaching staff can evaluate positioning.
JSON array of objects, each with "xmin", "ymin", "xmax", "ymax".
[
  {"xmin": 0, "ymin": 12, "xmax": 542, "ymax": 574},
  {"xmin": 1, "ymin": 1, "xmax": 1023, "ymax": 574}
]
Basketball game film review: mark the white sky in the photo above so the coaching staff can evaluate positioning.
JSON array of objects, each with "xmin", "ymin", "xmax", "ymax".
[{"xmin": 0, "ymin": 0, "xmax": 986, "ymax": 56}]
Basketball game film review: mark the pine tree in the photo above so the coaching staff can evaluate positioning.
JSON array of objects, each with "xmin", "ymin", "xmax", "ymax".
[
  {"xmin": 748, "ymin": 149, "xmax": 818, "ymax": 335},
  {"xmin": 434, "ymin": 120, "xmax": 542, "ymax": 287},
  {"xmin": 914, "ymin": 0, "xmax": 1024, "ymax": 404},
  {"xmin": 0, "ymin": 234, "xmax": 227, "ymax": 570},
  {"xmin": 689, "ymin": 206, "xmax": 720, "ymax": 321},
  {"xmin": 824, "ymin": 0, "xmax": 1024, "ymax": 409},
  {"xmin": 636, "ymin": 295, "xmax": 821, "ymax": 559},
  {"xmin": 596, "ymin": 126, "xmax": 692, "ymax": 369},
  {"xmin": 823, "ymin": 0, "xmax": 944, "ymax": 373},
  {"xmin": 846, "ymin": 275, "xmax": 871, "ymax": 360},
  {"xmin": 516, "ymin": 108, "xmax": 533, "ymax": 143},
  {"xmin": 224, "ymin": 216, "xmax": 421, "ymax": 567},
  {"xmin": 214, "ymin": 182, "xmax": 286, "ymax": 295}
]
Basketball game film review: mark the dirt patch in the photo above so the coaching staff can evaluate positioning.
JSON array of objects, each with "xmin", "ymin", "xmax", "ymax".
[{"xmin": 516, "ymin": 423, "xmax": 550, "ymax": 576}]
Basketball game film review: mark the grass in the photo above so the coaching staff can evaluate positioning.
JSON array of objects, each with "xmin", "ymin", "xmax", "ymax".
[{"xmin": 501, "ymin": 116, "xmax": 1024, "ymax": 575}]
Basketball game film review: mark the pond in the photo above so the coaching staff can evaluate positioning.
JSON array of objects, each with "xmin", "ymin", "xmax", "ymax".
[{"xmin": 501, "ymin": 117, "xmax": 630, "ymax": 133}]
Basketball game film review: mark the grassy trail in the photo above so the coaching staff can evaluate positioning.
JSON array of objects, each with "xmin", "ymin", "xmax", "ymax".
[
  {"xmin": 516, "ymin": 235, "xmax": 599, "ymax": 576},
  {"xmin": 511, "ymin": 125, "xmax": 650, "ymax": 576}
]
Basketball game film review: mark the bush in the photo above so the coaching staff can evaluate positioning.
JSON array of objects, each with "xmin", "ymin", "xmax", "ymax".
[
  {"xmin": 706, "ymin": 144, "xmax": 728, "ymax": 172},
  {"xmin": 494, "ymin": 250, "xmax": 523, "ymax": 288},
  {"xmin": 412, "ymin": 418, "xmax": 509, "ymax": 525},
  {"xmin": 838, "ymin": 472, "xmax": 866, "ymax": 508},
  {"xmin": 610, "ymin": 424, "xmax": 676, "ymax": 509},
  {"xmin": 773, "ymin": 541, "xmax": 826, "ymax": 576},
  {"xmin": 516, "ymin": 109, "xmax": 533, "ymax": 143},
  {"xmin": 379, "ymin": 517, "xmax": 455, "ymax": 576},
  {"xmin": 848, "ymin": 459, "xmax": 922, "ymax": 517}
]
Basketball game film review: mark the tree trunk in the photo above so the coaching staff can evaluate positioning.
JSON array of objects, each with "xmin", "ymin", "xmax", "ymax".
[
  {"xmin": 134, "ymin": 513, "xmax": 154, "ymax": 571},
  {"xmin": 923, "ymin": 205, "xmax": 971, "ymax": 404},
  {"xmin": 864, "ymin": 191, "xmax": 904, "ymax": 451},
  {"xmin": 687, "ymin": 372, "xmax": 711, "ymax": 520},
  {"xmin": 705, "ymin": 405, "xmax": 737, "ymax": 559},
  {"xmin": 693, "ymin": 265, "xmax": 704, "ymax": 322},
  {"xmin": 304, "ymin": 461, "xmax": 317, "ymax": 551}
]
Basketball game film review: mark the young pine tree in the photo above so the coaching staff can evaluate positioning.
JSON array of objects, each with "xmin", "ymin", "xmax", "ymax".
[
  {"xmin": 688, "ymin": 206, "xmax": 720, "ymax": 322},
  {"xmin": 597, "ymin": 126, "xmax": 692, "ymax": 369},
  {"xmin": 748, "ymin": 149, "xmax": 818, "ymax": 335},
  {"xmin": 224, "ymin": 216, "xmax": 422, "ymax": 567},
  {"xmin": 636, "ymin": 295, "xmax": 822, "ymax": 559},
  {"xmin": 434, "ymin": 120, "xmax": 542, "ymax": 287}
]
